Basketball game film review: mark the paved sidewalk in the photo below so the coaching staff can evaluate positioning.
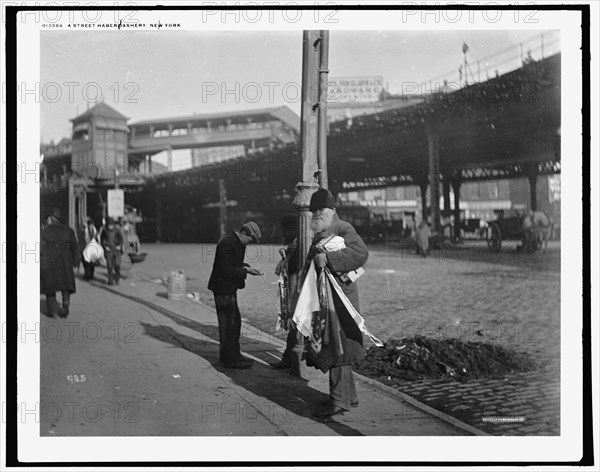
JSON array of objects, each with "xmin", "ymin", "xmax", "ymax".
[{"xmin": 39, "ymin": 271, "xmax": 481, "ymax": 436}]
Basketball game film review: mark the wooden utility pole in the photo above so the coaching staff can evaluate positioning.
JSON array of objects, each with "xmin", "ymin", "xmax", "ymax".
[
  {"xmin": 293, "ymin": 30, "xmax": 327, "ymax": 271},
  {"xmin": 317, "ymin": 30, "xmax": 329, "ymax": 189}
]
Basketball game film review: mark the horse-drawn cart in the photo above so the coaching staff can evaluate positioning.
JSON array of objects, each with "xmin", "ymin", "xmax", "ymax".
[{"xmin": 486, "ymin": 209, "xmax": 552, "ymax": 253}]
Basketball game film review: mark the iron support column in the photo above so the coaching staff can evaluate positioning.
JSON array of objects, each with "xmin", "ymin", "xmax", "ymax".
[
  {"xmin": 452, "ymin": 180, "xmax": 462, "ymax": 242},
  {"xmin": 427, "ymin": 127, "xmax": 441, "ymax": 236},
  {"xmin": 528, "ymin": 174, "xmax": 538, "ymax": 211},
  {"xmin": 155, "ymin": 193, "xmax": 163, "ymax": 243},
  {"xmin": 419, "ymin": 181, "xmax": 428, "ymax": 221},
  {"xmin": 442, "ymin": 178, "xmax": 451, "ymax": 218},
  {"xmin": 76, "ymin": 185, "xmax": 87, "ymax": 227}
]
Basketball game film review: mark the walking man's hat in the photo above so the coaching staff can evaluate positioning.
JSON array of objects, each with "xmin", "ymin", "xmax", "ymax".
[{"xmin": 46, "ymin": 207, "xmax": 63, "ymax": 222}]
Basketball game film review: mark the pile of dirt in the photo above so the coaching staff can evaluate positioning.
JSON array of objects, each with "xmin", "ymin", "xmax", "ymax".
[{"xmin": 356, "ymin": 336, "xmax": 536, "ymax": 381}]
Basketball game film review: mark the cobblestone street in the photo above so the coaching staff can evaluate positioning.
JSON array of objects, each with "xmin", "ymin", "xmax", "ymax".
[{"xmin": 119, "ymin": 240, "xmax": 560, "ymax": 435}]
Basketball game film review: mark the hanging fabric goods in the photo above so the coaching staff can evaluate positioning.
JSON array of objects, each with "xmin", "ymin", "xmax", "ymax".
[
  {"xmin": 292, "ymin": 260, "xmax": 320, "ymax": 338},
  {"xmin": 325, "ymin": 269, "xmax": 383, "ymax": 347},
  {"xmin": 292, "ymin": 260, "xmax": 383, "ymax": 347}
]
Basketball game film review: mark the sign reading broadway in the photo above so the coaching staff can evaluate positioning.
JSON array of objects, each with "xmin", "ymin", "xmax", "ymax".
[{"xmin": 328, "ymin": 76, "xmax": 384, "ymax": 103}]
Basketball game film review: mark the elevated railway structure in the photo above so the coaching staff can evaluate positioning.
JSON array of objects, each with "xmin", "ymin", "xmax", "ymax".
[
  {"xmin": 41, "ymin": 52, "xmax": 560, "ymax": 243},
  {"xmin": 127, "ymin": 106, "xmax": 300, "ymax": 171},
  {"xmin": 139, "ymin": 52, "xmax": 560, "ymax": 241}
]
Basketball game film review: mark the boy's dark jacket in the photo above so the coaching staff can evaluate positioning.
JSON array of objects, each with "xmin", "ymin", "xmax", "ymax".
[{"xmin": 208, "ymin": 232, "xmax": 249, "ymax": 294}]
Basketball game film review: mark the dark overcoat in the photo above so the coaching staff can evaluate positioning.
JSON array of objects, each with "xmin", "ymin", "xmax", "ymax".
[
  {"xmin": 40, "ymin": 223, "xmax": 80, "ymax": 294},
  {"xmin": 207, "ymin": 231, "xmax": 248, "ymax": 294},
  {"xmin": 317, "ymin": 214, "xmax": 369, "ymax": 366}
]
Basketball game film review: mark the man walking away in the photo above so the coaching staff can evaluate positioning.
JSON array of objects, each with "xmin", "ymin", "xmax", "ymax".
[
  {"xmin": 40, "ymin": 208, "xmax": 80, "ymax": 318},
  {"xmin": 208, "ymin": 221, "xmax": 263, "ymax": 369},
  {"xmin": 100, "ymin": 217, "xmax": 124, "ymax": 285}
]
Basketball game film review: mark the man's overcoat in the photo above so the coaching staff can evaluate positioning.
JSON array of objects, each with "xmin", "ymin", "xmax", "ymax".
[
  {"xmin": 316, "ymin": 214, "xmax": 369, "ymax": 366},
  {"xmin": 40, "ymin": 222, "xmax": 80, "ymax": 294}
]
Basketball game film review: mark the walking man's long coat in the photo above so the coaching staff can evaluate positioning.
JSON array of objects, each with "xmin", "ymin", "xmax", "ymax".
[{"xmin": 40, "ymin": 222, "xmax": 80, "ymax": 294}]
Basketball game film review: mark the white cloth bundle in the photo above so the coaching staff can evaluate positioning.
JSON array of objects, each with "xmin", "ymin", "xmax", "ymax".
[
  {"xmin": 318, "ymin": 235, "xmax": 347, "ymax": 252},
  {"xmin": 317, "ymin": 235, "xmax": 365, "ymax": 283},
  {"xmin": 83, "ymin": 240, "xmax": 104, "ymax": 263}
]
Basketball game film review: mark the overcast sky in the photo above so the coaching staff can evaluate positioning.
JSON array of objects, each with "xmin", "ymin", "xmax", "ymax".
[{"xmin": 40, "ymin": 29, "xmax": 557, "ymax": 144}]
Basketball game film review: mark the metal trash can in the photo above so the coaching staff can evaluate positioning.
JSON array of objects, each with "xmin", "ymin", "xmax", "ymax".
[{"xmin": 168, "ymin": 270, "xmax": 186, "ymax": 301}]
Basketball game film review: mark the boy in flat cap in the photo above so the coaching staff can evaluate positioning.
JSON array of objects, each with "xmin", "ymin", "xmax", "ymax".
[
  {"xmin": 208, "ymin": 221, "xmax": 263, "ymax": 369},
  {"xmin": 307, "ymin": 188, "xmax": 369, "ymax": 417}
]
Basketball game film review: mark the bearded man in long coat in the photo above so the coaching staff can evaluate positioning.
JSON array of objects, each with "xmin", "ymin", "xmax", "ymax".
[{"xmin": 307, "ymin": 188, "xmax": 369, "ymax": 418}]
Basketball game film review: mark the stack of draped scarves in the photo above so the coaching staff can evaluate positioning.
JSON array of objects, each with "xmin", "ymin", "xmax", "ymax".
[{"xmin": 292, "ymin": 236, "xmax": 383, "ymax": 373}]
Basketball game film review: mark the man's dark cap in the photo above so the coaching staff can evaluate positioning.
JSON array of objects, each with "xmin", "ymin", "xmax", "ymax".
[
  {"xmin": 309, "ymin": 188, "xmax": 336, "ymax": 212},
  {"xmin": 106, "ymin": 217, "xmax": 115, "ymax": 225},
  {"xmin": 240, "ymin": 221, "xmax": 262, "ymax": 243},
  {"xmin": 280, "ymin": 213, "xmax": 297, "ymax": 229},
  {"xmin": 46, "ymin": 208, "xmax": 62, "ymax": 221}
]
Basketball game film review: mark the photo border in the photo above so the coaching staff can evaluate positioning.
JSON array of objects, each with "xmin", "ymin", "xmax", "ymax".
[{"xmin": 3, "ymin": 2, "xmax": 594, "ymax": 468}]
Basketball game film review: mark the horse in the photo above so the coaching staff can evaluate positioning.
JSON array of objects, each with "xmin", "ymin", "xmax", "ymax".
[
  {"xmin": 533, "ymin": 211, "xmax": 555, "ymax": 253},
  {"xmin": 523, "ymin": 211, "xmax": 555, "ymax": 253}
]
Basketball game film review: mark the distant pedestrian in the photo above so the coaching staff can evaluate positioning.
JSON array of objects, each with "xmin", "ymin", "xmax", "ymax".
[
  {"xmin": 414, "ymin": 216, "xmax": 431, "ymax": 256},
  {"xmin": 207, "ymin": 221, "xmax": 264, "ymax": 369},
  {"xmin": 40, "ymin": 208, "xmax": 80, "ymax": 318},
  {"xmin": 100, "ymin": 217, "xmax": 124, "ymax": 285},
  {"xmin": 270, "ymin": 213, "xmax": 307, "ymax": 377},
  {"xmin": 79, "ymin": 218, "xmax": 98, "ymax": 280}
]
